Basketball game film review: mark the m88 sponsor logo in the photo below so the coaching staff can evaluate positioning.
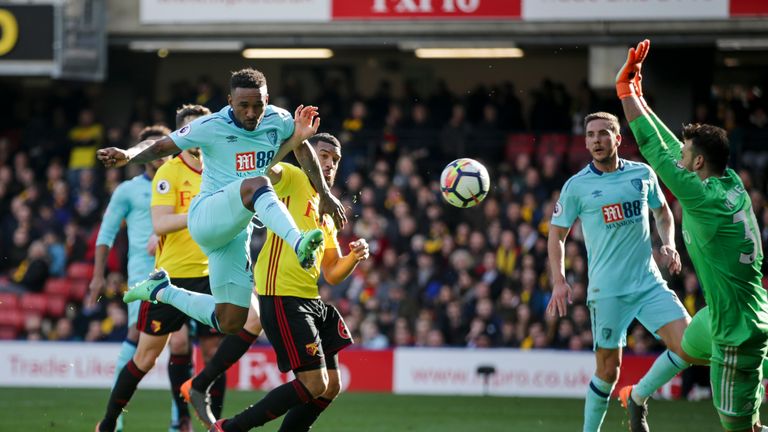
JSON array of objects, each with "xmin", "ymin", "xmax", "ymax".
[{"xmin": 602, "ymin": 200, "xmax": 642, "ymax": 224}]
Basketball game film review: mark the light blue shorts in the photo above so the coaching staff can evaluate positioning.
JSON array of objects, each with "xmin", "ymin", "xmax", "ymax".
[
  {"xmin": 587, "ymin": 285, "xmax": 689, "ymax": 350},
  {"xmin": 188, "ymin": 179, "xmax": 255, "ymax": 308}
]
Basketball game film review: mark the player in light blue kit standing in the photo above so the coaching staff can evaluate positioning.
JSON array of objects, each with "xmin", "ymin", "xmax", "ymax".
[
  {"xmin": 86, "ymin": 125, "xmax": 172, "ymax": 432},
  {"xmin": 97, "ymin": 69, "xmax": 345, "ymax": 343},
  {"xmin": 547, "ymin": 112, "xmax": 696, "ymax": 432}
]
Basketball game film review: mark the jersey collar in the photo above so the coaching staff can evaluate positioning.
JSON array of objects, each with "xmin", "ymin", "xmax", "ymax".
[{"xmin": 589, "ymin": 159, "xmax": 625, "ymax": 176}]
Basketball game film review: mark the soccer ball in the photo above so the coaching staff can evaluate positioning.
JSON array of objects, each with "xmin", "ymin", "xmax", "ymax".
[{"xmin": 440, "ymin": 158, "xmax": 490, "ymax": 208}]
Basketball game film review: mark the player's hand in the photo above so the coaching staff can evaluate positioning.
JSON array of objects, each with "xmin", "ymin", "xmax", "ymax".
[
  {"xmin": 293, "ymin": 104, "xmax": 321, "ymax": 142},
  {"xmin": 319, "ymin": 191, "xmax": 347, "ymax": 229},
  {"xmin": 616, "ymin": 39, "xmax": 650, "ymax": 99},
  {"xmin": 86, "ymin": 276, "xmax": 106, "ymax": 309},
  {"xmin": 146, "ymin": 234, "xmax": 158, "ymax": 256},
  {"xmin": 632, "ymin": 39, "xmax": 650, "ymax": 98},
  {"xmin": 349, "ymin": 239, "xmax": 370, "ymax": 262},
  {"xmin": 97, "ymin": 147, "xmax": 130, "ymax": 168},
  {"xmin": 546, "ymin": 280, "xmax": 573, "ymax": 318},
  {"xmin": 659, "ymin": 244, "xmax": 681, "ymax": 275}
]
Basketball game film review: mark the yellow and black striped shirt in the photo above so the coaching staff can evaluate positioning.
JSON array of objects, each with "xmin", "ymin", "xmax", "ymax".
[
  {"xmin": 151, "ymin": 155, "xmax": 208, "ymax": 277},
  {"xmin": 255, "ymin": 163, "xmax": 339, "ymax": 298}
]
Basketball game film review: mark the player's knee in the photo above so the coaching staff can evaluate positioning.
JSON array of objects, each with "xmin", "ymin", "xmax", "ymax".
[
  {"xmin": 168, "ymin": 334, "xmax": 189, "ymax": 354},
  {"xmin": 216, "ymin": 315, "xmax": 246, "ymax": 334},
  {"xmin": 323, "ymin": 376, "xmax": 341, "ymax": 400},
  {"xmin": 133, "ymin": 350, "xmax": 159, "ymax": 372},
  {"xmin": 300, "ymin": 374, "xmax": 329, "ymax": 399},
  {"xmin": 244, "ymin": 314, "xmax": 262, "ymax": 336},
  {"xmin": 241, "ymin": 176, "xmax": 271, "ymax": 196}
]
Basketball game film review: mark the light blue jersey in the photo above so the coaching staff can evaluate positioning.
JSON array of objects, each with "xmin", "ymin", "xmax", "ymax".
[
  {"xmin": 552, "ymin": 159, "xmax": 667, "ymax": 300},
  {"xmin": 96, "ymin": 174, "xmax": 155, "ymax": 286},
  {"xmin": 169, "ymin": 105, "xmax": 295, "ymax": 196}
]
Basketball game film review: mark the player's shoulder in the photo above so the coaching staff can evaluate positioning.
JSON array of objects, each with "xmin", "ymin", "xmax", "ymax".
[
  {"xmin": 265, "ymin": 104, "xmax": 292, "ymax": 120},
  {"xmin": 562, "ymin": 166, "xmax": 592, "ymax": 193},
  {"xmin": 155, "ymin": 156, "xmax": 183, "ymax": 176},
  {"xmin": 621, "ymin": 159, "xmax": 654, "ymax": 177},
  {"xmin": 261, "ymin": 105, "xmax": 293, "ymax": 129}
]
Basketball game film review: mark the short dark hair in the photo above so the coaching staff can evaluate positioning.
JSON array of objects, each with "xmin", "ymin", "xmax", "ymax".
[
  {"xmin": 682, "ymin": 123, "xmax": 730, "ymax": 174},
  {"xmin": 175, "ymin": 104, "xmax": 211, "ymax": 129},
  {"xmin": 230, "ymin": 68, "xmax": 267, "ymax": 91},
  {"xmin": 138, "ymin": 125, "xmax": 171, "ymax": 142},
  {"xmin": 308, "ymin": 132, "xmax": 341, "ymax": 148},
  {"xmin": 584, "ymin": 112, "xmax": 620, "ymax": 135}
]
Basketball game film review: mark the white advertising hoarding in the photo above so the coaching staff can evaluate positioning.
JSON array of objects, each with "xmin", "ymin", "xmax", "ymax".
[
  {"xmin": 0, "ymin": 342, "xmax": 170, "ymax": 389},
  {"xmin": 140, "ymin": 0, "xmax": 331, "ymax": 24},
  {"xmin": 523, "ymin": 0, "xmax": 729, "ymax": 21},
  {"xmin": 394, "ymin": 348, "xmax": 595, "ymax": 397}
]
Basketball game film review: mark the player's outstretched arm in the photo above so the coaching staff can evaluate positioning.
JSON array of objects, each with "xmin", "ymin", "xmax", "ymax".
[
  {"xmin": 618, "ymin": 40, "xmax": 706, "ymax": 207},
  {"xmin": 97, "ymin": 136, "xmax": 181, "ymax": 168},
  {"xmin": 269, "ymin": 104, "xmax": 320, "ymax": 166},
  {"xmin": 546, "ymin": 225, "xmax": 573, "ymax": 318},
  {"xmin": 321, "ymin": 239, "xmax": 370, "ymax": 285}
]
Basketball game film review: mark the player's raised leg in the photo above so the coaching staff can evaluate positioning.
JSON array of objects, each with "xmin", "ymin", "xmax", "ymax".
[{"xmin": 239, "ymin": 176, "xmax": 324, "ymax": 270}]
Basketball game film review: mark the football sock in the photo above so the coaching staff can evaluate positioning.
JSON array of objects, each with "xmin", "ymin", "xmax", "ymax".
[
  {"xmin": 251, "ymin": 185, "xmax": 301, "ymax": 251},
  {"xmin": 210, "ymin": 374, "xmax": 227, "ymax": 419},
  {"xmin": 278, "ymin": 397, "xmax": 333, "ymax": 432},
  {"xmin": 168, "ymin": 353, "xmax": 192, "ymax": 420},
  {"xmin": 99, "ymin": 359, "xmax": 147, "ymax": 432},
  {"xmin": 111, "ymin": 339, "xmax": 137, "ymax": 431},
  {"xmin": 583, "ymin": 375, "xmax": 614, "ymax": 432},
  {"xmin": 158, "ymin": 284, "xmax": 221, "ymax": 332},
  {"xmin": 192, "ymin": 329, "xmax": 257, "ymax": 392},
  {"xmin": 632, "ymin": 350, "xmax": 691, "ymax": 405},
  {"xmin": 223, "ymin": 379, "xmax": 313, "ymax": 431}
]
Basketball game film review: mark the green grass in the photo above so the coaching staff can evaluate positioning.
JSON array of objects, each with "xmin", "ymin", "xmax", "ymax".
[{"xmin": 0, "ymin": 387, "xmax": 759, "ymax": 431}]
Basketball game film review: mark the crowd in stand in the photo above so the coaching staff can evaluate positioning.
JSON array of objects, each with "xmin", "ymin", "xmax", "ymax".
[{"xmin": 0, "ymin": 77, "xmax": 766, "ymax": 364}]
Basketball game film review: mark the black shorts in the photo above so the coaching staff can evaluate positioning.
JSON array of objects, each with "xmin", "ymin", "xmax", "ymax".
[
  {"xmin": 259, "ymin": 295, "xmax": 353, "ymax": 373},
  {"xmin": 137, "ymin": 276, "xmax": 218, "ymax": 337}
]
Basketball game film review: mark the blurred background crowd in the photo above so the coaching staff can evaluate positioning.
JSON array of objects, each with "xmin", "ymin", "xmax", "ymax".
[{"xmin": 0, "ymin": 76, "xmax": 766, "ymax": 375}]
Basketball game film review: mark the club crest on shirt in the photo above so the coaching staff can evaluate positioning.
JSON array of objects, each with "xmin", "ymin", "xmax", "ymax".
[
  {"xmin": 631, "ymin": 178, "xmax": 643, "ymax": 193},
  {"xmin": 305, "ymin": 342, "xmax": 319, "ymax": 357},
  {"xmin": 267, "ymin": 130, "xmax": 278, "ymax": 147}
]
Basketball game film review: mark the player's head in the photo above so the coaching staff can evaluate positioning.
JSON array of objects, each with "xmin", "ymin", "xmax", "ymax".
[
  {"xmin": 584, "ymin": 112, "xmax": 621, "ymax": 165},
  {"xmin": 137, "ymin": 125, "xmax": 172, "ymax": 170},
  {"xmin": 228, "ymin": 68, "xmax": 268, "ymax": 132},
  {"xmin": 308, "ymin": 133, "xmax": 341, "ymax": 187},
  {"xmin": 175, "ymin": 104, "xmax": 211, "ymax": 157},
  {"xmin": 680, "ymin": 123, "xmax": 729, "ymax": 176}
]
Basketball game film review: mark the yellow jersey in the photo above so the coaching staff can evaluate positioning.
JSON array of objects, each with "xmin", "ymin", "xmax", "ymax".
[
  {"xmin": 255, "ymin": 163, "xmax": 339, "ymax": 298},
  {"xmin": 151, "ymin": 155, "xmax": 208, "ymax": 278}
]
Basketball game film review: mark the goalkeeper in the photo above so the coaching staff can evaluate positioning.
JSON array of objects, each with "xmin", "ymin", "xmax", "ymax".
[{"xmin": 616, "ymin": 39, "xmax": 768, "ymax": 432}]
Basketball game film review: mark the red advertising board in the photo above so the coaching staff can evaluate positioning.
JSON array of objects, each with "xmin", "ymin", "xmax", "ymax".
[
  {"xmin": 332, "ymin": 0, "xmax": 521, "ymax": 20},
  {"xmin": 730, "ymin": 0, "xmax": 768, "ymax": 16},
  {"xmin": 195, "ymin": 347, "xmax": 394, "ymax": 392}
]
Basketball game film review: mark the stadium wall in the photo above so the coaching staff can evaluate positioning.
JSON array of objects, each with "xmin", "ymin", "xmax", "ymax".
[{"xmin": 0, "ymin": 342, "xmax": 660, "ymax": 398}]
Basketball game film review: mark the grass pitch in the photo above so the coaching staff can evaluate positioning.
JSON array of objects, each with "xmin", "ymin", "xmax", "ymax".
[{"xmin": 0, "ymin": 387, "xmax": 753, "ymax": 431}]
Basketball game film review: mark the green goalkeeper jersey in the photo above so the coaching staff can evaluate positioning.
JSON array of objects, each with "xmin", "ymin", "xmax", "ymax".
[{"xmin": 630, "ymin": 114, "xmax": 768, "ymax": 346}]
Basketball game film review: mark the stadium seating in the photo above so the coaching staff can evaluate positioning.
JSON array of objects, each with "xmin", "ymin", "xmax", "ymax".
[
  {"xmin": 20, "ymin": 293, "xmax": 48, "ymax": 317},
  {"xmin": 46, "ymin": 295, "xmax": 68, "ymax": 318},
  {"xmin": 67, "ymin": 262, "xmax": 94, "ymax": 281},
  {"xmin": 44, "ymin": 278, "xmax": 72, "ymax": 299}
]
